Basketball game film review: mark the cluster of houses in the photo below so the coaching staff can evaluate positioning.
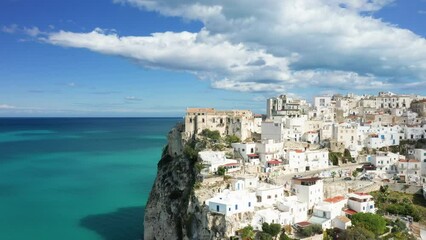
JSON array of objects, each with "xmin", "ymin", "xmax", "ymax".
[
  {"xmin": 184, "ymin": 91, "xmax": 425, "ymax": 234},
  {"xmin": 367, "ymin": 148, "xmax": 426, "ymax": 184},
  {"xmin": 186, "ymin": 91, "xmax": 425, "ymax": 179},
  {"xmin": 205, "ymin": 175, "xmax": 375, "ymax": 232}
]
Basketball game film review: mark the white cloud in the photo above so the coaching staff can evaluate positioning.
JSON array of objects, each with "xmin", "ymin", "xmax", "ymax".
[
  {"xmin": 15, "ymin": 0, "xmax": 426, "ymax": 93},
  {"xmin": 125, "ymin": 96, "xmax": 142, "ymax": 101},
  {"xmin": 2, "ymin": 24, "xmax": 18, "ymax": 33},
  {"xmin": 0, "ymin": 104, "xmax": 15, "ymax": 109}
]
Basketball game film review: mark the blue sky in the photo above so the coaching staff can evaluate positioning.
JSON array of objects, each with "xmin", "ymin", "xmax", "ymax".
[{"xmin": 1, "ymin": 0, "xmax": 426, "ymax": 117}]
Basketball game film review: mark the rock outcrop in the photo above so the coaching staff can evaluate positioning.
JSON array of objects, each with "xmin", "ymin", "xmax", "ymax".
[{"xmin": 144, "ymin": 123, "xmax": 252, "ymax": 240}]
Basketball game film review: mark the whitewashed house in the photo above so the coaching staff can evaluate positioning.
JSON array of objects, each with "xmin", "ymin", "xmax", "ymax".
[
  {"xmin": 397, "ymin": 159, "xmax": 421, "ymax": 183},
  {"xmin": 207, "ymin": 189, "xmax": 256, "ymax": 216},
  {"xmin": 251, "ymin": 209, "xmax": 292, "ymax": 230},
  {"xmin": 198, "ymin": 151, "xmax": 239, "ymax": 174},
  {"xmin": 371, "ymin": 151, "xmax": 400, "ymax": 173},
  {"xmin": 292, "ymin": 177, "xmax": 324, "ymax": 209},
  {"xmin": 276, "ymin": 196, "xmax": 308, "ymax": 224},
  {"xmin": 346, "ymin": 193, "xmax": 376, "ymax": 214},
  {"xmin": 256, "ymin": 183, "xmax": 284, "ymax": 207}
]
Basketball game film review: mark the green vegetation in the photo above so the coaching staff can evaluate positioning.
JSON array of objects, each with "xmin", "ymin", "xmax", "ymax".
[
  {"xmin": 345, "ymin": 226, "xmax": 375, "ymax": 240},
  {"xmin": 183, "ymin": 143, "xmax": 199, "ymax": 162},
  {"xmin": 217, "ymin": 166, "xmax": 226, "ymax": 176},
  {"xmin": 262, "ymin": 222, "xmax": 281, "ymax": 239},
  {"xmin": 240, "ymin": 225, "xmax": 255, "ymax": 240},
  {"xmin": 352, "ymin": 170, "xmax": 358, "ymax": 178},
  {"xmin": 329, "ymin": 152, "xmax": 342, "ymax": 165},
  {"xmin": 298, "ymin": 224, "xmax": 322, "ymax": 237},
  {"xmin": 344, "ymin": 148, "xmax": 352, "ymax": 160},
  {"xmin": 351, "ymin": 212, "xmax": 387, "ymax": 235},
  {"xmin": 371, "ymin": 188, "xmax": 426, "ymax": 223},
  {"xmin": 257, "ymin": 232, "xmax": 272, "ymax": 240},
  {"xmin": 279, "ymin": 232, "xmax": 291, "ymax": 240},
  {"xmin": 225, "ymin": 134, "xmax": 241, "ymax": 146},
  {"xmin": 331, "ymin": 171, "xmax": 336, "ymax": 181},
  {"xmin": 200, "ymin": 129, "xmax": 221, "ymax": 140}
]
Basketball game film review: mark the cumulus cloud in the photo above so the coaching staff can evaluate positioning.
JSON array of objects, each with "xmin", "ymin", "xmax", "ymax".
[{"xmin": 13, "ymin": 0, "xmax": 426, "ymax": 93}]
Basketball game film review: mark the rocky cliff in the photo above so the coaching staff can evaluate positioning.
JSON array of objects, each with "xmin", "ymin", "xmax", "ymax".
[{"xmin": 143, "ymin": 123, "xmax": 251, "ymax": 240}]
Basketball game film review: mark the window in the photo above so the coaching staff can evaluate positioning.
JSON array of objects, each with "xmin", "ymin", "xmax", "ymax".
[
  {"xmin": 235, "ymin": 204, "xmax": 238, "ymax": 210},
  {"xmin": 248, "ymin": 202, "xmax": 251, "ymax": 207},
  {"xmin": 229, "ymin": 208, "xmax": 231, "ymax": 211},
  {"xmin": 267, "ymin": 195, "xmax": 271, "ymax": 199},
  {"xmin": 216, "ymin": 205, "xmax": 220, "ymax": 212}
]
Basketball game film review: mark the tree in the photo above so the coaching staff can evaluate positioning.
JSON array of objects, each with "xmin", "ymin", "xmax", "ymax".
[
  {"xmin": 279, "ymin": 232, "xmax": 291, "ymax": 240},
  {"xmin": 346, "ymin": 226, "xmax": 375, "ymax": 240},
  {"xmin": 352, "ymin": 170, "xmax": 359, "ymax": 178},
  {"xmin": 200, "ymin": 129, "xmax": 221, "ymax": 140},
  {"xmin": 217, "ymin": 166, "xmax": 226, "ymax": 176},
  {"xmin": 344, "ymin": 148, "xmax": 352, "ymax": 160},
  {"xmin": 241, "ymin": 225, "xmax": 255, "ymax": 240},
  {"xmin": 262, "ymin": 222, "xmax": 270, "ymax": 234},
  {"xmin": 225, "ymin": 135, "xmax": 241, "ymax": 146},
  {"xmin": 268, "ymin": 223, "xmax": 282, "ymax": 239},
  {"xmin": 331, "ymin": 171, "xmax": 336, "ymax": 181},
  {"xmin": 257, "ymin": 232, "xmax": 273, "ymax": 240},
  {"xmin": 351, "ymin": 213, "xmax": 387, "ymax": 235}
]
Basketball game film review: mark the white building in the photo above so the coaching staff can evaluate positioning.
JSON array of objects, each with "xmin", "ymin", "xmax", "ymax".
[
  {"xmin": 207, "ymin": 189, "xmax": 256, "ymax": 216},
  {"xmin": 285, "ymin": 149, "xmax": 329, "ymax": 173},
  {"xmin": 256, "ymin": 183, "xmax": 284, "ymax": 207},
  {"xmin": 347, "ymin": 193, "xmax": 376, "ymax": 214},
  {"xmin": 251, "ymin": 209, "xmax": 292, "ymax": 230},
  {"xmin": 267, "ymin": 95, "xmax": 308, "ymax": 119},
  {"xmin": 397, "ymin": 159, "xmax": 421, "ymax": 183},
  {"xmin": 415, "ymin": 149, "xmax": 426, "ymax": 184},
  {"xmin": 314, "ymin": 96, "xmax": 332, "ymax": 109},
  {"xmin": 232, "ymin": 142, "xmax": 260, "ymax": 165},
  {"xmin": 404, "ymin": 125, "xmax": 426, "ymax": 140},
  {"xmin": 292, "ymin": 177, "xmax": 324, "ymax": 209},
  {"xmin": 256, "ymin": 139, "xmax": 284, "ymax": 162},
  {"xmin": 371, "ymin": 151, "xmax": 400, "ymax": 173},
  {"xmin": 198, "ymin": 151, "xmax": 238, "ymax": 174},
  {"xmin": 308, "ymin": 195, "xmax": 348, "ymax": 229},
  {"xmin": 276, "ymin": 196, "xmax": 308, "ymax": 224},
  {"xmin": 333, "ymin": 216, "xmax": 352, "ymax": 230}
]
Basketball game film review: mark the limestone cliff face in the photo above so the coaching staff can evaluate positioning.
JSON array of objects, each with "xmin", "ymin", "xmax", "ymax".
[{"xmin": 144, "ymin": 123, "xmax": 250, "ymax": 240}]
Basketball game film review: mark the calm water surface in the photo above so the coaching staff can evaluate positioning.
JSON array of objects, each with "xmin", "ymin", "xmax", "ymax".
[{"xmin": 0, "ymin": 118, "xmax": 179, "ymax": 240}]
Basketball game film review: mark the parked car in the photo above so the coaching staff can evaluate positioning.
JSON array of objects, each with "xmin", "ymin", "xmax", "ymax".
[
  {"xmin": 360, "ymin": 176, "xmax": 369, "ymax": 181},
  {"xmin": 343, "ymin": 177, "xmax": 352, "ymax": 181}
]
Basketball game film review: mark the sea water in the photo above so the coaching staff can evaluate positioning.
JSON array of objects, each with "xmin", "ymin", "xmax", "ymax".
[{"xmin": 0, "ymin": 118, "xmax": 179, "ymax": 240}]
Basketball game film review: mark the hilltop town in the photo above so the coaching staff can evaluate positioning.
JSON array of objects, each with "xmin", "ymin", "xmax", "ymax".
[{"xmin": 179, "ymin": 92, "xmax": 426, "ymax": 239}]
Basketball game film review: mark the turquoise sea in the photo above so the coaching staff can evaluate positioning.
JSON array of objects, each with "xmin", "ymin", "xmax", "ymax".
[{"xmin": 0, "ymin": 118, "xmax": 179, "ymax": 240}]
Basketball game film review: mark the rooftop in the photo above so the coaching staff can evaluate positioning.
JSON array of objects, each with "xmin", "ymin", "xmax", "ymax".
[
  {"xmin": 336, "ymin": 215, "xmax": 351, "ymax": 223},
  {"xmin": 343, "ymin": 209, "xmax": 357, "ymax": 215},
  {"xmin": 324, "ymin": 196, "xmax": 346, "ymax": 204}
]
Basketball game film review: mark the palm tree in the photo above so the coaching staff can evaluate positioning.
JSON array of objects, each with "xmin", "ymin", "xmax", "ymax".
[{"xmin": 331, "ymin": 171, "xmax": 336, "ymax": 182}]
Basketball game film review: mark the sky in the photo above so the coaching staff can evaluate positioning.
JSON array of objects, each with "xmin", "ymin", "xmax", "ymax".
[{"xmin": 1, "ymin": 0, "xmax": 426, "ymax": 117}]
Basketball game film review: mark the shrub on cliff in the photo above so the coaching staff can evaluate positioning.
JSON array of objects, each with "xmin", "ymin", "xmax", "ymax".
[
  {"xmin": 351, "ymin": 212, "xmax": 386, "ymax": 235},
  {"xmin": 200, "ymin": 129, "xmax": 221, "ymax": 141},
  {"xmin": 225, "ymin": 135, "xmax": 241, "ymax": 146}
]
